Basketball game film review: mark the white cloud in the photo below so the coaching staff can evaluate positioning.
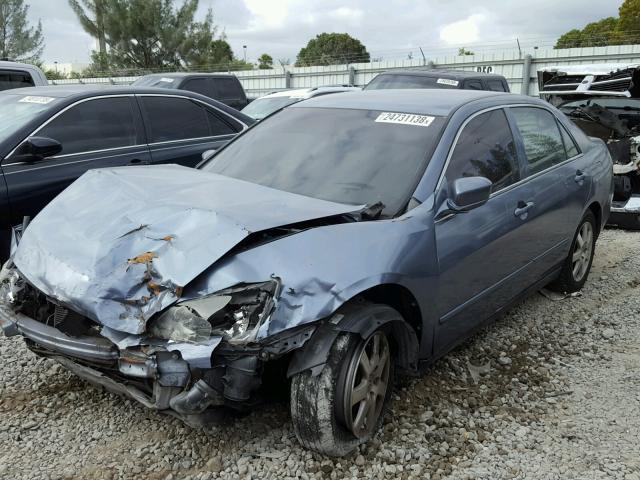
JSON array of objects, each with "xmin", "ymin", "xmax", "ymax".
[{"xmin": 439, "ymin": 14, "xmax": 486, "ymax": 45}]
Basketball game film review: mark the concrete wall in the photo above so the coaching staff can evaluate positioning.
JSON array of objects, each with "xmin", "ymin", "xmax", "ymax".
[{"xmin": 50, "ymin": 44, "xmax": 640, "ymax": 98}]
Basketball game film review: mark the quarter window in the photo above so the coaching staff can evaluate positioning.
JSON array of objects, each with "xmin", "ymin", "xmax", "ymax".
[
  {"xmin": 445, "ymin": 109, "xmax": 519, "ymax": 193},
  {"xmin": 215, "ymin": 78, "xmax": 243, "ymax": 99},
  {"xmin": 182, "ymin": 78, "xmax": 215, "ymax": 99},
  {"xmin": 510, "ymin": 107, "xmax": 567, "ymax": 175},
  {"xmin": 38, "ymin": 97, "xmax": 138, "ymax": 156},
  {"xmin": 559, "ymin": 123, "xmax": 580, "ymax": 158},
  {"xmin": 487, "ymin": 80, "xmax": 506, "ymax": 92}
]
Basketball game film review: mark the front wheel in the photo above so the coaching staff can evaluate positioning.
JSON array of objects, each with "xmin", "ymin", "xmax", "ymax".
[
  {"xmin": 548, "ymin": 210, "xmax": 596, "ymax": 293},
  {"xmin": 289, "ymin": 305, "xmax": 396, "ymax": 456}
]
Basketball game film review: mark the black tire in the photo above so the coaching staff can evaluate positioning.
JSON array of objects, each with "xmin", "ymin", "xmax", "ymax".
[
  {"xmin": 289, "ymin": 304, "xmax": 397, "ymax": 457},
  {"xmin": 547, "ymin": 210, "xmax": 596, "ymax": 294},
  {"xmin": 0, "ymin": 228, "xmax": 10, "ymax": 265}
]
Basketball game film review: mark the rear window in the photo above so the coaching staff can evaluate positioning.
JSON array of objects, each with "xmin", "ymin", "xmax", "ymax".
[
  {"xmin": 0, "ymin": 70, "xmax": 35, "ymax": 91},
  {"xmin": 215, "ymin": 78, "xmax": 244, "ymax": 99},
  {"xmin": 365, "ymin": 74, "xmax": 460, "ymax": 90}
]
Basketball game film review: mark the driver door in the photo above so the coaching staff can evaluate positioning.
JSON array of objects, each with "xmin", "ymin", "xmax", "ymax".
[
  {"xmin": 433, "ymin": 108, "xmax": 534, "ymax": 355},
  {"xmin": 2, "ymin": 96, "xmax": 150, "ymax": 225}
]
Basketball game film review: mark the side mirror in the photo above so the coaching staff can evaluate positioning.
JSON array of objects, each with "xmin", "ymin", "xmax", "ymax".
[
  {"xmin": 201, "ymin": 148, "xmax": 218, "ymax": 162},
  {"xmin": 14, "ymin": 136, "xmax": 62, "ymax": 162},
  {"xmin": 448, "ymin": 176, "xmax": 492, "ymax": 212}
]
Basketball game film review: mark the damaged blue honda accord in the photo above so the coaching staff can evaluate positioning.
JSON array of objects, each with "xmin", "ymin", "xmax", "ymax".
[{"xmin": 0, "ymin": 89, "xmax": 612, "ymax": 456}]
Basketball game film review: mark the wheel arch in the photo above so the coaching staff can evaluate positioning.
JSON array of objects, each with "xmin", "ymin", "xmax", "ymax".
[{"xmin": 587, "ymin": 201, "xmax": 603, "ymax": 236}]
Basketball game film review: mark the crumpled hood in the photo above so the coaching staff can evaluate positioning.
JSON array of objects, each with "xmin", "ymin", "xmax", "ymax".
[{"xmin": 13, "ymin": 165, "xmax": 359, "ymax": 334}]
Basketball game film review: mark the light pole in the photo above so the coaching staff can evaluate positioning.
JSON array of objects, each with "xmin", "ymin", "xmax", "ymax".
[
  {"xmin": 54, "ymin": 61, "xmax": 58, "ymax": 73},
  {"xmin": 243, "ymin": 45, "xmax": 247, "ymax": 63}
]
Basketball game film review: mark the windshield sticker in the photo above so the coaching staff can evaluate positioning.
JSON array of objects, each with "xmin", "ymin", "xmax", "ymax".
[
  {"xmin": 160, "ymin": 77, "xmax": 175, "ymax": 83},
  {"xmin": 436, "ymin": 78, "xmax": 459, "ymax": 86},
  {"xmin": 19, "ymin": 96, "xmax": 55, "ymax": 105},
  {"xmin": 375, "ymin": 112, "xmax": 435, "ymax": 127}
]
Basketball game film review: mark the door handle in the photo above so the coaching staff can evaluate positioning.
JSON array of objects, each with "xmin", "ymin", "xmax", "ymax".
[
  {"xmin": 574, "ymin": 170, "xmax": 586, "ymax": 185},
  {"xmin": 128, "ymin": 158, "xmax": 148, "ymax": 165},
  {"xmin": 514, "ymin": 201, "xmax": 535, "ymax": 219}
]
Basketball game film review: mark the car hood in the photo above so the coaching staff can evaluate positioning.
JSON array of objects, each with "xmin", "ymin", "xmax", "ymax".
[{"xmin": 13, "ymin": 165, "xmax": 360, "ymax": 334}]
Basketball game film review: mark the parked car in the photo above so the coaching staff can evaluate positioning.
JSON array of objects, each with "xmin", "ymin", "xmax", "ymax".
[
  {"xmin": 364, "ymin": 69, "xmax": 510, "ymax": 92},
  {"xmin": 0, "ymin": 89, "xmax": 611, "ymax": 456},
  {"xmin": 133, "ymin": 73, "xmax": 249, "ymax": 110},
  {"xmin": 0, "ymin": 60, "xmax": 48, "ymax": 91},
  {"xmin": 241, "ymin": 86, "xmax": 361, "ymax": 120},
  {"xmin": 538, "ymin": 64, "xmax": 640, "ymax": 229},
  {"xmin": 0, "ymin": 85, "xmax": 253, "ymax": 259}
]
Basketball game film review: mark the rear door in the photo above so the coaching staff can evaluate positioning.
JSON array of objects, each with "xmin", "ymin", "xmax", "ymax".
[
  {"xmin": 506, "ymin": 106, "xmax": 590, "ymax": 278},
  {"xmin": 434, "ymin": 108, "xmax": 533, "ymax": 354},
  {"xmin": 138, "ymin": 95, "xmax": 244, "ymax": 168},
  {"xmin": 2, "ymin": 96, "xmax": 149, "ymax": 224}
]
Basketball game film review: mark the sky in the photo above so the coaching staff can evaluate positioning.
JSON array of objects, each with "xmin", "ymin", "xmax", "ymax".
[{"xmin": 27, "ymin": 0, "xmax": 621, "ymax": 65}]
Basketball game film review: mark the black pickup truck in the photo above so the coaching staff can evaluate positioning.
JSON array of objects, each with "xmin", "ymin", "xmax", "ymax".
[{"xmin": 0, "ymin": 85, "xmax": 253, "ymax": 259}]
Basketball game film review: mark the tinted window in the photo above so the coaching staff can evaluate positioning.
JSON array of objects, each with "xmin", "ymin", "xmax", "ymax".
[
  {"xmin": 215, "ymin": 78, "xmax": 243, "ymax": 99},
  {"xmin": 182, "ymin": 78, "xmax": 215, "ymax": 98},
  {"xmin": 241, "ymin": 96, "xmax": 299, "ymax": 120},
  {"xmin": 365, "ymin": 74, "xmax": 459, "ymax": 90},
  {"xmin": 206, "ymin": 109, "xmax": 237, "ymax": 135},
  {"xmin": 0, "ymin": 70, "xmax": 35, "ymax": 91},
  {"xmin": 559, "ymin": 122, "xmax": 579, "ymax": 157},
  {"xmin": 38, "ymin": 97, "xmax": 137, "ymax": 156},
  {"xmin": 141, "ymin": 96, "xmax": 210, "ymax": 142},
  {"xmin": 203, "ymin": 107, "xmax": 447, "ymax": 215},
  {"xmin": 464, "ymin": 79, "xmax": 483, "ymax": 90},
  {"xmin": 446, "ymin": 109, "xmax": 519, "ymax": 192},
  {"xmin": 511, "ymin": 107, "xmax": 567, "ymax": 175},
  {"xmin": 487, "ymin": 80, "xmax": 506, "ymax": 92}
]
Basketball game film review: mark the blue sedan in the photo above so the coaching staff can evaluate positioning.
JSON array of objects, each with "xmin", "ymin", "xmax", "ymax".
[{"xmin": 0, "ymin": 89, "xmax": 612, "ymax": 456}]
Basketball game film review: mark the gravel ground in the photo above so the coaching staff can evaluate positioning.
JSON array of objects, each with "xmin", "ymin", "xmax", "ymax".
[{"xmin": 0, "ymin": 228, "xmax": 638, "ymax": 480}]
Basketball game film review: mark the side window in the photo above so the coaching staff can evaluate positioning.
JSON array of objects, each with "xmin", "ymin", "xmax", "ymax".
[
  {"xmin": 0, "ymin": 70, "xmax": 35, "ymax": 91},
  {"xmin": 510, "ymin": 107, "xmax": 567, "ymax": 175},
  {"xmin": 558, "ymin": 122, "xmax": 580, "ymax": 158},
  {"xmin": 182, "ymin": 78, "xmax": 215, "ymax": 99},
  {"xmin": 38, "ymin": 97, "xmax": 137, "ymax": 156},
  {"xmin": 205, "ymin": 109, "xmax": 239, "ymax": 135},
  {"xmin": 215, "ymin": 78, "xmax": 243, "ymax": 99},
  {"xmin": 487, "ymin": 80, "xmax": 506, "ymax": 92},
  {"xmin": 141, "ymin": 96, "xmax": 210, "ymax": 142},
  {"xmin": 464, "ymin": 79, "xmax": 483, "ymax": 90},
  {"xmin": 446, "ymin": 109, "xmax": 519, "ymax": 193}
]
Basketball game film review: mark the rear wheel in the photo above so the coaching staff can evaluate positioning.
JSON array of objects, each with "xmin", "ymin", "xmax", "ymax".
[
  {"xmin": 289, "ymin": 304, "xmax": 397, "ymax": 456},
  {"xmin": 548, "ymin": 210, "xmax": 596, "ymax": 293}
]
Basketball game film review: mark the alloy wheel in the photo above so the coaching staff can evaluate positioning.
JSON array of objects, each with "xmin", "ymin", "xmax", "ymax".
[
  {"xmin": 571, "ymin": 221, "xmax": 593, "ymax": 282},
  {"xmin": 342, "ymin": 331, "xmax": 391, "ymax": 438}
]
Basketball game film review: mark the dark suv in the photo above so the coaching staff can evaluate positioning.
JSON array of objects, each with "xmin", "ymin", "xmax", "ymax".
[
  {"xmin": 133, "ymin": 73, "xmax": 249, "ymax": 110},
  {"xmin": 365, "ymin": 69, "xmax": 510, "ymax": 92}
]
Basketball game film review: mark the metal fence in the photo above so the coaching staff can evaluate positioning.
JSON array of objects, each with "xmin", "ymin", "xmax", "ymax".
[{"xmin": 50, "ymin": 44, "xmax": 640, "ymax": 98}]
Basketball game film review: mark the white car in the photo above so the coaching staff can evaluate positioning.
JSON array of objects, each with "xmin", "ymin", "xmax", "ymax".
[{"xmin": 242, "ymin": 86, "xmax": 360, "ymax": 120}]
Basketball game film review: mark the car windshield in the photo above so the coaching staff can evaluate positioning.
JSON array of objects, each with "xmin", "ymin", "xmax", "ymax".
[
  {"xmin": 0, "ymin": 93, "xmax": 58, "ymax": 140},
  {"xmin": 365, "ymin": 74, "xmax": 459, "ymax": 90},
  {"xmin": 241, "ymin": 96, "xmax": 300, "ymax": 120},
  {"xmin": 202, "ymin": 107, "xmax": 446, "ymax": 215},
  {"xmin": 132, "ymin": 76, "xmax": 177, "ymax": 88}
]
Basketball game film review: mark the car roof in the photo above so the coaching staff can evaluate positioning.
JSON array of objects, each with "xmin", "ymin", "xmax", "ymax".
[
  {"xmin": 138, "ymin": 72, "xmax": 238, "ymax": 79},
  {"xmin": 0, "ymin": 84, "xmax": 211, "ymax": 98},
  {"xmin": 376, "ymin": 69, "xmax": 506, "ymax": 80},
  {"xmin": 0, "ymin": 60, "xmax": 41, "ymax": 71},
  {"xmin": 291, "ymin": 89, "xmax": 524, "ymax": 116}
]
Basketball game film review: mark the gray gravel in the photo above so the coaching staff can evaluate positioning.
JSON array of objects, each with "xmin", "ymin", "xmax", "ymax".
[{"xmin": 1, "ymin": 228, "xmax": 639, "ymax": 480}]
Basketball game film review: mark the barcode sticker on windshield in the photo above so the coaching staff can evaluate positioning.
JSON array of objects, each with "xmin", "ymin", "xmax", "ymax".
[
  {"xmin": 437, "ymin": 78, "xmax": 459, "ymax": 86},
  {"xmin": 19, "ymin": 96, "xmax": 55, "ymax": 104},
  {"xmin": 375, "ymin": 112, "xmax": 435, "ymax": 127}
]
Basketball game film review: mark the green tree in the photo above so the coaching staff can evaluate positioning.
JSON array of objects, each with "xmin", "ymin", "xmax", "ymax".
[
  {"xmin": 181, "ymin": 9, "xmax": 233, "ymax": 68},
  {"xmin": 618, "ymin": 0, "xmax": 640, "ymax": 43},
  {"xmin": 0, "ymin": 0, "xmax": 44, "ymax": 62},
  {"xmin": 68, "ymin": 0, "xmax": 108, "ymax": 68},
  {"xmin": 257, "ymin": 53, "xmax": 273, "ymax": 69},
  {"xmin": 458, "ymin": 47, "xmax": 474, "ymax": 56},
  {"xmin": 295, "ymin": 33, "xmax": 369, "ymax": 66},
  {"xmin": 555, "ymin": 17, "xmax": 619, "ymax": 48}
]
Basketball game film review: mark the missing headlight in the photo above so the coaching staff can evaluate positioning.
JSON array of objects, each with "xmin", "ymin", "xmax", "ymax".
[{"xmin": 148, "ymin": 280, "xmax": 279, "ymax": 345}]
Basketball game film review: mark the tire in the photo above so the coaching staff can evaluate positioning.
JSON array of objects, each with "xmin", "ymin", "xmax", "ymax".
[
  {"xmin": 0, "ymin": 228, "xmax": 10, "ymax": 265},
  {"xmin": 548, "ymin": 210, "xmax": 596, "ymax": 294},
  {"xmin": 289, "ymin": 304, "xmax": 397, "ymax": 457}
]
